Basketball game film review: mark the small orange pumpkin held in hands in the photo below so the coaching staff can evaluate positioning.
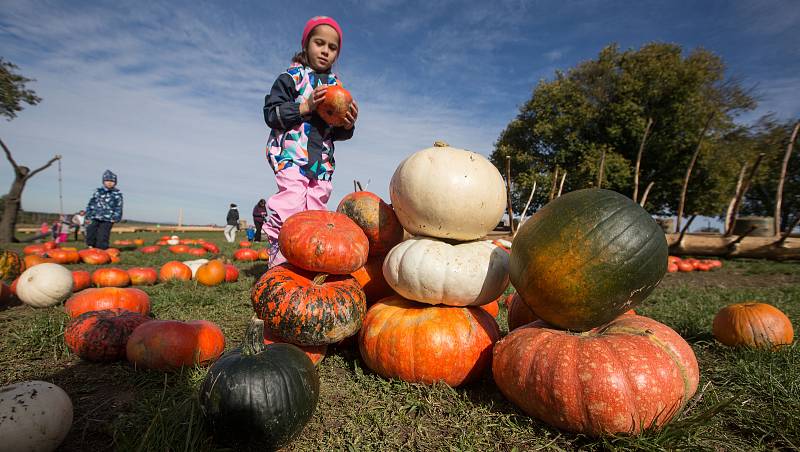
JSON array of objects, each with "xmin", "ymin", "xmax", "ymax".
[
  {"xmin": 317, "ymin": 85, "xmax": 353, "ymax": 127},
  {"xmin": 712, "ymin": 302, "xmax": 794, "ymax": 349}
]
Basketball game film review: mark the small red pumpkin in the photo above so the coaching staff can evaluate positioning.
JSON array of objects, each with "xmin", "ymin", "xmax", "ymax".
[
  {"xmin": 188, "ymin": 247, "xmax": 207, "ymax": 257},
  {"xmin": 46, "ymin": 249, "xmax": 80, "ymax": 264},
  {"xmin": 336, "ymin": 191, "xmax": 404, "ymax": 256},
  {"xmin": 127, "ymin": 267, "xmax": 158, "ymax": 286},
  {"xmin": 233, "ymin": 248, "xmax": 259, "ymax": 262},
  {"xmin": 65, "ymin": 309, "xmax": 152, "ymax": 362},
  {"xmin": 279, "ymin": 210, "xmax": 369, "ymax": 274},
  {"xmin": 201, "ymin": 242, "xmax": 220, "ymax": 254},
  {"xmin": 64, "ymin": 287, "xmax": 151, "ymax": 318},
  {"xmin": 159, "ymin": 261, "xmax": 192, "ymax": 282},
  {"xmin": 71, "ymin": 270, "xmax": 92, "ymax": 292},
  {"xmin": 317, "ymin": 85, "xmax": 353, "ymax": 127},
  {"xmin": 79, "ymin": 249, "xmax": 111, "ymax": 265},
  {"xmin": 126, "ymin": 320, "xmax": 226, "ymax": 370},
  {"xmin": 139, "ymin": 245, "xmax": 161, "ymax": 254},
  {"xmin": 169, "ymin": 245, "xmax": 190, "ymax": 254},
  {"xmin": 239, "ymin": 241, "xmax": 252, "ymax": 248},
  {"xmin": 712, "ymin": 302, "xmax": 794, "ymax": 349},
  {"xmin": 23, "ymin": 244, "xmax": 47, "ymax": 256},
  {"xmin": 92, "ymin": 268, "xmax": 131, "ymax": 287},
  {"xmin": 677, "ymin": 261, "xmax": 694, "ymax": 272},
  {"xmin": 224, "ymin": 264, "xmax": 239, "ymax": 282}
]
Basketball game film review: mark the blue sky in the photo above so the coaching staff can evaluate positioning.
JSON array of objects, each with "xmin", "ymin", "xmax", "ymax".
[{"xmin": 1, "ymin": 0, "xmax": 798, "ymax": 226}]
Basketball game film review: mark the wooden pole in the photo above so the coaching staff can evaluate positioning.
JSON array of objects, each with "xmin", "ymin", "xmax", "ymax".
[
  {"xmin": 639, "ymin": 182, "xmax": 654, "ymax": 207},
  {"xmin": 548, "ymin": 167, "xmax": 559, "ymax": 201},
  {"xmin": 633, "ymin": 117, "xmax": 654, "ymax": 202},
  {"xmin": 724, "ymin": 163, "xmax": 748, "ymax": 234},
  {"xmin": 505, "ymin": 156, "xmax": 515, "ymax": 235},
  {"xmin": 597, "ymin": 150, "xmax": 606, "ymax": 189},
  {"xmin": 676, "ymin": 114, "xmax": 713, "ymax": 233},
  {"xmin": 774, "ymin": 121, "xmax": 800, "ymax": 236},
  {"xmin": 725, "ymin": 153, "xmax": 765, "ymax": 236},
  {"xmin": 520, "ymin": 181, "xmax": 537, "ymax": 223},
  {"xmin": 557, "ymin": 171, "xmax": 567, "ymax": 197}
]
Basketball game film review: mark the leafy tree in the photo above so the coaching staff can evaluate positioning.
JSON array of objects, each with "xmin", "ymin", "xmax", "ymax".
[
  {"xmin": 0, "ymin": 58, "xmax": 41, "ymax": 120},
  {"xmin": 491, "ymin": 43, "xmax": 756, "ymax": 217}
]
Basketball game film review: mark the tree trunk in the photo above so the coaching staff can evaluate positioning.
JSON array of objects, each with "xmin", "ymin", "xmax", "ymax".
[
  {"xmin": 724, "ymin": 163, "xmax": 748, "ymax": 234},
  {"xmin": 0, "ymin": 175, "xmax": 26, "ymax": 242},
  {"xmin": 724, "ymin": 153, "xmax": 765, "ymax": 236},
  {"xmin": 633, "ymin": 117, "xmax": 654, "ymax": 202},
  {"xmin": 676, "ymin": 114, "xmax": 713, "ymax": 233},
  {"xmin": 774, "ymin": 121, "xmax": 799, "ymax": 236},
  {"xmin": 597, "ymin": 150, "xmax": 606, "ymax": 189}
]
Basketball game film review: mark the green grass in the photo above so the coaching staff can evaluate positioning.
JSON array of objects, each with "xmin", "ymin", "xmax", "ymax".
[{"xmin": 1, "ymin": 232, "xmax": 799, "ymax": 451}]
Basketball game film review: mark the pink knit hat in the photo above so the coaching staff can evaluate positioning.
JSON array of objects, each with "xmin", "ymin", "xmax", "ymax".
[{"xmin": 301, "ymin": 16, "xmax": 343, "ymax": 50}]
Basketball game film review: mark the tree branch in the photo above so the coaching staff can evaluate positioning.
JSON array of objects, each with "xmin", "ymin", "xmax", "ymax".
[
  {"xmin": 676, "ymin": 113, "xmax": 714, "ymax": 233},
  {"xmin": 724, "ymin": 153, "xmax": 765, "ymax": 236},
  {"xmin": 23, "ymin": 154, "xmax": 61, "ymax": 181},
  {"xmin": 774, "ymin": 120, "xmax": 800, "ymax": 236},
  {"xmin": 0, "ymin": 138, "xmax": 20, "ymax": 171},
  {"xmin": 633, "ymin": 117, "xmax": 654, "ymax": 202}
]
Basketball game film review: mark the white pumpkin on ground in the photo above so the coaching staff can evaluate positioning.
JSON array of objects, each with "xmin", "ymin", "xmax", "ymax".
[
  {"xmin": 382, "ymin": 237, "xmax": 510, "ymax": 306},
  {"xmin": 0, "ymin": 380, "xmax": 73, "ymax": 452},
  {"xmin": 182, "ymin": 259, "xmax": 209, "ymax": 278},
  {"xmin": 16, "ymin": 263, "xmax": 74, "ymax": 308},
  {"xmin": 389, "ymin": 141, "xmax": 507, "ymax": 241}
]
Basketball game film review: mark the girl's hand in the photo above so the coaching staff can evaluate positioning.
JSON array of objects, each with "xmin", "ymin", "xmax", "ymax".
[
  {"xmin": 300, "ymin": 85, "xmax": 328, "ymax": 116},
  {"xmin": 343, "ymin": 100, "xmax": 359, "ymax": 130}
]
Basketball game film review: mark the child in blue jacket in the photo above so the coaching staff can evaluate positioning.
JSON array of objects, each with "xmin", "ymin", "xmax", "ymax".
[{"xmin": 85, "ymin": 170, "xmax": 123, "ymax": 249}]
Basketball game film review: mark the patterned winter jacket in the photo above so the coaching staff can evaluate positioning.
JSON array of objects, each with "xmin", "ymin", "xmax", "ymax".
[
  {"xmin": 264, "ymin": 63, "xmax": 354, "ymax": 181},
  {"xmin": 85, "ymin": 187, "xmax": 123, "ymax": 222}
]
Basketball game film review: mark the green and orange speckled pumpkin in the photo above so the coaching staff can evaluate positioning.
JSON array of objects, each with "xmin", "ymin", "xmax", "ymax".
[
  {"xmin": 336, "ymin": 191, "xmax": 404, "ymax": 256},
  {"xmin": 64, "ymin": 309, "xmax": 152, "ymax": 362},
  {"xmin": 358, "ymin": 296, "xmax": 500, "ymax": 386},
  {"xmin": 250, "ymin": 264, "xmax": 366, "ymax": 346},
  {"xmin": 0, "ymin": 250, "xmax": 25, "ymax": 282},
  {"xmin": 493, "ymin": 314, "xmax": 699, "ymax": 436},
  {"xmin": 510, "ymin": 189, "xmax": 667, "ymax": 331}
]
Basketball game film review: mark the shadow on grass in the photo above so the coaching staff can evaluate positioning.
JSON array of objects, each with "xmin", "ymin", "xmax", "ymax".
[
  {"xmin": 0, "ymin": 297, "xmax": 23, "ymax": 312},
  {"xmin": 242, "ymin": 262, "xmax": 269, "ymax": 279}
]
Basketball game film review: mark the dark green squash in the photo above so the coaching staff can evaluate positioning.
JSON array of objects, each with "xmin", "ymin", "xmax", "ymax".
[
  {"xmin": 510, "ymin": 189, "xmax": 667, "ymax": 331},
  {"xmin": 250, "ymin": 264, "xmax": 366, "ymax": 346},
  {"xmin": 199, "ymin": 318, "xmax": 319, "ymax": 451}
]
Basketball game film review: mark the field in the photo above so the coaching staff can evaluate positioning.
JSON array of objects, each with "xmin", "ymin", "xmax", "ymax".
[{"xmin": 2, "ymin": 231, "xmax": 799, "ymax": 451}]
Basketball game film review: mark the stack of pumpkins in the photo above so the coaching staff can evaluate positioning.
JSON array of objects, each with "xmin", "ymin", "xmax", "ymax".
[
  {"xmin": 250, "ymin": 210, "xmax": 371, "ymax": 365},
  {"xmin": 493, "ymin": 188, "xmax": 700, "ymax": 436},
  {"xmin": 357, "ymin": 141, "xmax": 511, "ymax": 386}
]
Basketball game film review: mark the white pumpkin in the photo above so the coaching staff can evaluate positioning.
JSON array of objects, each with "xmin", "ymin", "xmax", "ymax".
[
  {"xmin": 389, "ymin": 141, "xmax": 507, "ymax": 240},
  {"xmin": 0, "ymin": 380, "xmax": 73, "ymax": 452},
  {"xmin": 167, "ymin": 235, "xmax": 180, "ymax": 245},
  {"xmin": 16, "ymin": 263, "xmax": 74, "ymax": 308},
  {"xmin": 382, "ymin": 237, "xmax": 510, "ymax": 306},
  {"xmin": 182, "ymin": 259, "xmax": 209, "ymax": 278}
]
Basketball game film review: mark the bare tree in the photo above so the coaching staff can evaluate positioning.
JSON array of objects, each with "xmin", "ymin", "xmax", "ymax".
[{"xmin": 0, "ymin": 138, "xmax": 61, "ymax": 242}]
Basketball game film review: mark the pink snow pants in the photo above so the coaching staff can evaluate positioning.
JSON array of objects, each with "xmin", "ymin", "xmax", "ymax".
[{"xmin": 265, "ymin": 166, "xmax": 333, "ymax": 266}]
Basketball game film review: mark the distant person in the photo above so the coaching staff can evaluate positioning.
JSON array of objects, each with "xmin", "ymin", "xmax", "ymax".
[
  {"xmin": 55, "ymin": 215, "xmax": 71, "ymax": 244},
  {"xmin": 85, "ymin": 170, "xmax": 123, "ymax": 250},
  {"xmin": 252, "ymin": 199, "xmax": 268, "ymax": 242},
  {"xmin": 71, "ymin": 210, "xmax": 86, "ymax": 241},
  {"xmin": 263, "ymin": 16, "xmax": 358, "ymax": 266},
  {"xmin": 224, "ymin": 203, "xmax": 239, "ymax": 243}
]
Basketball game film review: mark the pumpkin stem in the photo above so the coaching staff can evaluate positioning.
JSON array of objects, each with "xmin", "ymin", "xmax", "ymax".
[
  {"xmin": 242, "ymin": 316, "xmax": 268, "ymax": 356},
  {"xmin": 433, "ymin": 140, "xmax": 449, "ymax": 147},
  {"xmin": 312, "ymin": 273, "xmax": 328, "ymax": 285}
]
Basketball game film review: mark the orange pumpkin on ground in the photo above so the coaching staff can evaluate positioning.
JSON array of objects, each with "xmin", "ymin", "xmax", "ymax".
[
  {"xmin": 24, "ymin": 254, "xmax": 52, "ymax": 268},
  {"xmin": 23, "ymin": 244, "xmax": 46, "ymax": 256},
  {"xmin": 201, "ymin": 242, "xmax": 220, "ymax": 253},
  {"xmin": 188, "ymin": 248, "xmax": 207, "ymax": 257},
  {"xmin": 196, "ymin": 260, "xmax": 226, "ymax": 286},
  {"xmin": 233, "ymin": 248, "xmax": 259, "ymax": 262},
  {"xmin": 239, "ymin": 241, "xmax": 252, "ymax": 248},
  {"xmin": 126, "ymin": 320, "xmax": 226, "ymax": 370},
  {"xmin": 127, "ymin": 267, "xmax": 158, "ymax": 286},
  {"xmin": 169, "ymin": 245, "xmax": 190, "ymax": 254},
  {"xmin": 358, "ymin": 296, "xmax": 500, "ymax": 386},
  {"xmin": 65, "ymin": 309, "xmax": 152, "ymax": 362},
  {"xmin": 105, "ymin": 248, "xmax": 121, "ymax": 257},
  {"xmin": 92, "ymin": 268, "xmax": 131, "ymax": 287},
  {"xmin": 317, "ymin": 85, "xmax": 353, "ymax": 127},
  {"xmin": 492, "ymin": 315, "xmax": 699, "ymax": 436},
  {"xmin": 257, "ymin": 248, "xmax": 270, "ymax": 261},
  {"xmin": 46, "ymin": 248, "xmax": 80, "ymax": 264},
  {"xmin": 350, "ymin": 255, "xmax": 396, "ymax": 304},
  {"xmin": 712, "ymin": 302, "xmax": 794, "ymax": 349},
  {"xmin": 263, "ymin": 326, "xmax": 326, "ymax": 365},
  {"xmin": 71, "ymin": 271, "xmax": 92, "ymax": 292},
  {"xmin": 79, "ymin": 249, "xmax": 111, "ymax": 265},
  {"xmin": 279, "ymin": 210, "xmax": 369, "ymax": 274},
  {"xmin": 133, "ymin": 239, "xmax": 145, "ymax": 246},
  {"xmin": 336, "ymin": 191, "xmax": 404, "ymax": 256},
  {"xmin": 139, "ymin": 245, "xmax": 161, "ymax": 254},
  {"xmin": 64, "ymin": 287, "xmax": 151, "ymax": 318},
  {"xmin": 159, "ymin": 261, "xmax": 192, "ymax": 282}
]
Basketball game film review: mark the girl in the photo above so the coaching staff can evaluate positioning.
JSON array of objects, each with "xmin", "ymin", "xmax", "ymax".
[{"xmin": 263, "ymin": 16, "xmax": 358, "ymax": 266}]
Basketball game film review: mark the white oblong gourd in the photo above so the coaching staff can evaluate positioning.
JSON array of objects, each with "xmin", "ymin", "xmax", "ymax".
[
  {"xmin": 389, "ymin": 142, "xmax": 506, "ymax": 241},
  {"xmin": 0, "ymin": 380, "xmax": 73, "ymax": 452},
  {"xmin": 16, "ymin": 263, "xmax": 74, "ymax": 308},
  {"xmin": 382, "ymin": 237, "xmax": 510, "ymax": 306}
]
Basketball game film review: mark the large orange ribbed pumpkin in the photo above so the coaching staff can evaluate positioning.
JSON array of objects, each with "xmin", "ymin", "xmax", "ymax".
[
  {"xmin": 126, "ymin": 320, "xmax": 225, "ymax": 370},
  {"xmin": 337, "ymin": 191, "xmax": 404, "ymax": 256},
  {"xmin": 279, "ymin": 210, "xmax": 369, "ymax": 274},
  {"xmin": 493, "ymin": 314, "xmax": 699, "ymax": 436},
  {"xmin": 64, "ymin": 287, "xmax": 151, "ymax": 318},
  {"xmin": 712, "ymin": 302, "xmax": 793, "ymax": 349},
  {"xmin": 358, "ymin": 296, "xmax": 499, "ymax": 386}
]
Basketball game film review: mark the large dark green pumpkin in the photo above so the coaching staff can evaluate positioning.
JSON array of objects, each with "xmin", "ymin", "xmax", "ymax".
[
  {"xmin": 251, "ymin": 264, "xmax": 367, "ymax": 346},
  {"xmin": 510, "ymin": 189, "xmax": 667, "ymax": 331},
  {"xmin": 0, "ymin": 250, "xmax": 25, "ymax": 282},
  {"xmin": 199, "ymin": 322, "xmax": 319, "ymax": 451}
]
